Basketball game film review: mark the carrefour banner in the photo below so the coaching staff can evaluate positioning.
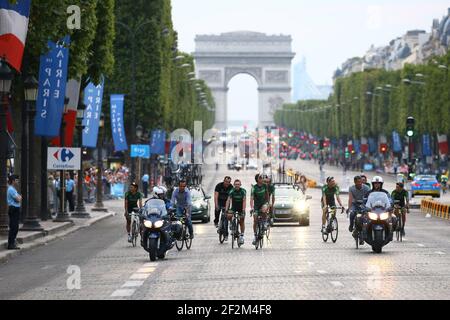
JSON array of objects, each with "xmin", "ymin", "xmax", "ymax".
[
  {"xmin": 422, "ymin": 134, "xmax": 432, "ymax": 157},
  {"xmin": 110, "ymin": 94, "xmax": 128, "ymax": 152},
  {"xmin": 151, "ymin": 130, "xmax": 166, "ymax": 155},
  {"xmin": 392, "ymin": 131, "xmax": 402, "ymax": 153},
  {"xmin": 82, "ymin": 79, "xmax": 104, "ymax": 148},
  {"xmin": 35, "ymin": 36, "xmax": 70, "ymax": 137}
]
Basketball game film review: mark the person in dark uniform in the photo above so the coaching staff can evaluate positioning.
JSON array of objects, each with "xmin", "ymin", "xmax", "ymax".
[
  {"xmin": 7, "ymin": 175, "xmax": 22, "ymax": 250},
  {"xmin": 213, "ymin": 176, "xmax": 233, "ymax": 228}
]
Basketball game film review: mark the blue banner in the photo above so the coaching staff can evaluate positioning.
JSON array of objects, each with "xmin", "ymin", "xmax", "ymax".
[
  {"xmin": 353, "ymin": 139, "xmax": 361, "ymax": 154},
  {"xmin": 131, "ymin": 145, "xmax": 150, "ymax": 159},
  {"xmin": 422, "ymin": 134, "xmax": 432, "ymax": 156},
  {"xmin": 35, "ymin": 36, "xmax": 70, "ymax": 137},
  {"xmin": 368, "ymin": 137, "xmax": 377, "ymax": 153},
  {"xmin": 151, "ymin": 130, "xmax": 166, "ymax": 155},
  {"xmin": 110, "ymin": 94, "xmax": 128, "ymax": 151},
  {"xmin": 392, "ymin": 131, "xmax": 402, "ymax": 152},
  {"xmin": 82, "ymin": 79, "xmax": 104, "ymax": 148}
]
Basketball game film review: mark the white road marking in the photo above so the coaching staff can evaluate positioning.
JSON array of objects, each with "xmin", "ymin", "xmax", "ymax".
[
  {"xmin": 136, "ymin": 267, "xmax": 156, "ymax": 273},
  {"xmin": 317, "ymin": 270, "xmax": 328, "ymax": 274},
  {"xmin": 111, "ymin": 289, "xmax": 136, "ymax": 297},
  {"xmin": 435, "ymin": 251, "xmax": 446, "ymax": 255},
  {"xmin": 331, "ymin": 281, "xmax": 344, "ymax": 287},
  {"xmin": 294, "ymin": 270, "xmax": 302, "ymax": 273},
  {"xmin": 129, "ymin": 273, "xmax": 151, "ymax": 280},
  {"xmin": 143, "ymin": 263, "xmax": 159, "ymax": 267},
  {"xmin": 417, "ymin": 244, "xmax": 425, "ymax": 247},
  {"xmin": 122, "ymin": 281, "xmax": 145, "ymax": 288}
]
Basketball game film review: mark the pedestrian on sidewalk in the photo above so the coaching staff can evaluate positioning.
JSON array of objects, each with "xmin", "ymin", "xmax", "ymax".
[
  {"xmin": 7, "ymin": 175, "xmax": 22, "ymax": 250},
  {"xmin": 65, "ymin": 172, "xmax": 75, "ymax": 212}
]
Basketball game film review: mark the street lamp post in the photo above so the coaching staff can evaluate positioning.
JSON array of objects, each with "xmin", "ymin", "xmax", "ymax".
[
  {"xmin": 92, "ymin": 114, "xmax": 107, "ymax": 212},
  {"xmin": 21, "ymin": 75, "xmax": 43, "ymax": 231},
  {"xmin": 0, "ymin": 59, "xmax": 13, "ymax": 235},
  {"xmin": 54, "ymin": 98, "xmax": 72, "ymax": 222},
  {"xmin": 72, "ymin": 102, "xmax": 90, "ymax": 218}
]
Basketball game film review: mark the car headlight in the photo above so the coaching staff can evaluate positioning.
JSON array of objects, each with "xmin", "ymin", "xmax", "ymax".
[
  {"xmin": 153, "ymin": 220, "xmax": 164, "ymax": 229},
  {"xmin": 295, "ymin": 201, "xmax": 307, "ymax": 212},
  {"xmin": 368, "ymin": 212, "xmax": 379, "ymax": 220},
  {"xmin": 143, "ymin": 220, "xmax": 152, "ymax": 228},
  {"xmin": 379, "ymin": 212, "xmax": 389, "ymax": 220}
]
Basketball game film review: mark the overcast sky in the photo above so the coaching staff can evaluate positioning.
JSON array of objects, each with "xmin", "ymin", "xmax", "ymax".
[{"xmin": 172, "ymin": 0, "xmax": 449, "ymax": 127}]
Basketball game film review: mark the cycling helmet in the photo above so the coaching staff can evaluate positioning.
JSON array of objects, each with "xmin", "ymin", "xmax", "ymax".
[
  {"xmin": 159, "ymin": 186, "xmax": 168, "ymax": 194},
  {"xmin": 255, "ymin": 174, "xmax": 261, "ymax": 182},
  {"xmin": 326, "ymin": 176, "xmax": 334, "ymax": 183}
]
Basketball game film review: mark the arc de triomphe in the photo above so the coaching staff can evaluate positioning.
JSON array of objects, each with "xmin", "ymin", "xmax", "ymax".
[{"xmin": 193, "ymin": 31, "xmax": 295, "ymax": 129}]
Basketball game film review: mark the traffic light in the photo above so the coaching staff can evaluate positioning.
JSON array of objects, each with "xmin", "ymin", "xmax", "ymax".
[
  {"xmin": 380, "ymin": 144, "xmax": 388, "ymax": 153},
  {"xmin": 345, "ymin": 147, "xmax": 350, "ymax": 159},
  {"xmin": 406, "ymin": 116, "xmax": 415, "ymax": 137}
]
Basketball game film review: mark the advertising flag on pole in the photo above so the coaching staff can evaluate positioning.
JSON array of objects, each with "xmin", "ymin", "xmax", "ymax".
[
  {"xmin": 150, "ymin": 130, "xmax": 166, "ymax": 155},
  {"xmin": 110, "ymin": 94, "xmax": 128, "ymax": 152},
  {"xmin": 392, "ymin": 131, "xmax": 402, "ymax": 153},
  {"xmin": 35, "ymin": 36, "xmax": 70, "ymax": 137},
  {"xmin": 83, "ymin": 79, "xmax": 104, "ymax": 148},
  {"xmin": 0, "ymin": 0, "xmax": 31, "ymax": 72},
  {"xmin": 437, "ymin": 134, "xmax": 448, "ymax": 155},
  {"xmin": 51, "ymin": 79, "xmax": 81, "ymax": 147},
  {"xmin": 368, "ymin": 137, "xmax": 377, "ymax": 153},
  {"xmin": 422, "ymin": 134, "xmax": 432, "ymax": 157}
]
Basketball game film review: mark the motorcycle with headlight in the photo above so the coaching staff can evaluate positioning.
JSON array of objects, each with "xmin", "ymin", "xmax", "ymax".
[
  {"xmin": 141, "ymin": 199, "xmax": 176, "ymax": 261},
  {"xmin": 362, "ymin": 193, "xmax": 394, "ymax": 253}
]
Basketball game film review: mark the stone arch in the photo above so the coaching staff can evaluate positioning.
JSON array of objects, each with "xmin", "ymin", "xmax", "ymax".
[{"xmin": 194, "ymin": 31, "xmax": 295, "ymax": 129}]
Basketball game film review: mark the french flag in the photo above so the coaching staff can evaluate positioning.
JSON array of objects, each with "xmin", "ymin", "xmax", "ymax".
[{"xmin": 0, "ymin": 0, "xmax": 31, "ymax": 72}]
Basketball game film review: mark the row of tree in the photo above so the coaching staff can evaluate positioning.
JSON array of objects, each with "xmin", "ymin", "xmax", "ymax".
[
  {"xmin": 10, "ymin": 0, "xmax": 214, "ymax": 141},
  {"xmin": 275, "ymin": 50, "xmax": 450, "ymax": 140}
]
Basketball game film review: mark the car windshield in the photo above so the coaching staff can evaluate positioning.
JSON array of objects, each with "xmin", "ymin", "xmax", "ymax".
[
  {"xmin": 275, "ymin": 188, "xmax": 300, "ymax": 199},
  {"xmin": 189, "ymin": 189, "xmax": 204, "ymax": 200},
  {"xmin": 416, "ymin": 176, "xmax": 436, "ymax": 182},
  {"xmin": 144, "ymin": 199, "xmax": 167, "ymax": 217}
]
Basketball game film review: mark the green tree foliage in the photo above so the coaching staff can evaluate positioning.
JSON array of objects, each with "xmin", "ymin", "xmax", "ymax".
[{"xmin": 275, "ymin": 50, "xmax": 450, "ymax": 141}]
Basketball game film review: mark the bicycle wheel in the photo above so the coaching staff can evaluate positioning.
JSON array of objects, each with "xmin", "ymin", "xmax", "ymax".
[
  {"xmin": 185, "ymin": 234, "xmax": 192, "ymax": 250},
  {"xmin": 231, "ymin": 219, "xmax": 236, "ymax": 249},
  {"xmin": 265, "ymin": 219, "xmax": 271, "ymax": 241},
  {"xmin": 331, "ymin": 216, "xmax": 338, "ymax": 243},
  {"xmin": 322, "ymin": 220, "xmax": 329, "ymax": 242},
  {"xmin": 236, "ymin": 219, "xmax": 242, "ymax": 248},
  {"xmin": 131, "ymin": 220, "xmax": 138, "ymax": 247},
  {"xmin": 398, "ymin": 216, "xmax": 403, "ymax": 242},
  {"xmin": 176, "ymin": 226, "xmax": 185, "ymax": 251},
  {"xmin": 355, "ymin": 231, "xmax": 359, "ymax": 249},
  {"xmin": 219, "ymin": 217, "xmax": 225, "ymax": 244},
  {"xmin": 255, "ymin": 223, "xmax": 261, "ymax": 250}
]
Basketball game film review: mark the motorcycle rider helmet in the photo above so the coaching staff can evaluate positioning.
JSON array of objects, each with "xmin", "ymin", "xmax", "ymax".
[
  {"xmin": 153, "ymin": 186, "xmax": 164, "ymax": 198},
  {"xmin": 372, "ymin": 176, "xmax": 384, "ymax": 189}
]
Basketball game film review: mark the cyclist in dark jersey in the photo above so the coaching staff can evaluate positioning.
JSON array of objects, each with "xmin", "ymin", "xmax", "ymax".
[
  {"xmin": 251, "ymin": 174, "xmax": 269, "ymax": 245},
  {"xmin": 321, "ymin": 177, "xmax": 344, "ymax": 234},
  {"xmin": 391, "ymin": 182, "xmax": 409, "ymax": 236},
  {"xmin": 124, "ymin": 182, "xmax": 143, "ymax": 243},
  {"xmin": 226, "ymin": 179, "xmax": 247, "ymax": 245},
  {"xmin": 214, "ymin": 176, "xmax": 233, "ymax": 228}
]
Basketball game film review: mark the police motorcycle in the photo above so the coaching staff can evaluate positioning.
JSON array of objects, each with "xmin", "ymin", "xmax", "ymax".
[
  {"xmin": 140, "ymin": 199, "xmax": 181, "ymax": 261},
  {"xmin": 359, "ymin": 192, "xmax": 396, "ymax": 253}
]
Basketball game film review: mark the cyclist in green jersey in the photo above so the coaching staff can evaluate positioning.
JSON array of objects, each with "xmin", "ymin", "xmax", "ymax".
[
  {"xmin": 124, "ymin": 182, "xmax": 143, "ymax": 243},
  {"xmin": 225, "ymin": 179, "xmax": 247, "ymax": 245},
  {"xmin": 391, "ymin": 182, "xmax": 409, "ymax": 236},
  {"xmin": 251, "ymin": 174, "xmax": 269, "ymax": 245},
  {"xmin": 321, "ymin": 177, "xmax": 344, "ymax": 234},
  {"xmin": 264, "ymin": 175, "xmax": 276, "ymax": 226}
]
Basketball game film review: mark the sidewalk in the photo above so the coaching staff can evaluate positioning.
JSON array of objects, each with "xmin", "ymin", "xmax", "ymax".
[{"xmin": 0, "ymin": 200, "xmax": 120, "ymax": 264}]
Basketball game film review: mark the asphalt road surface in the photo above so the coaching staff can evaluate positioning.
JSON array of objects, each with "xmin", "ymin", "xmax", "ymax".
[{"xmin": 1, "ymin": 161, "xmax": 450, "ymax": 300}]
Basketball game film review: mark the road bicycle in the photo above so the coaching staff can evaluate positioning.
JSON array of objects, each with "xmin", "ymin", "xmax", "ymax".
[
  {"xmin": 175, "ymin": 209, "xmax": 193, "ymax": 251},
  {"xmin": 252, "ymin": 210, "xmax": 269, "ymax": 250},
  {"xmin": 217, "ymin": 208, "xmax": 228, "ymax": 244},
  {"xmin": 322, "ymin": 206, "xmax": 344, "ymax": 243},
  {"xmin": 393, "ymin": 201, "xmax": 406, "ymax": 242},
  {"xmin": 130, "ymin": 208, "xmax": 141, "ymax": 247},
  {"xmin": 230, "ymin": 210, "xmax": 244, "ymax": 249}
]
